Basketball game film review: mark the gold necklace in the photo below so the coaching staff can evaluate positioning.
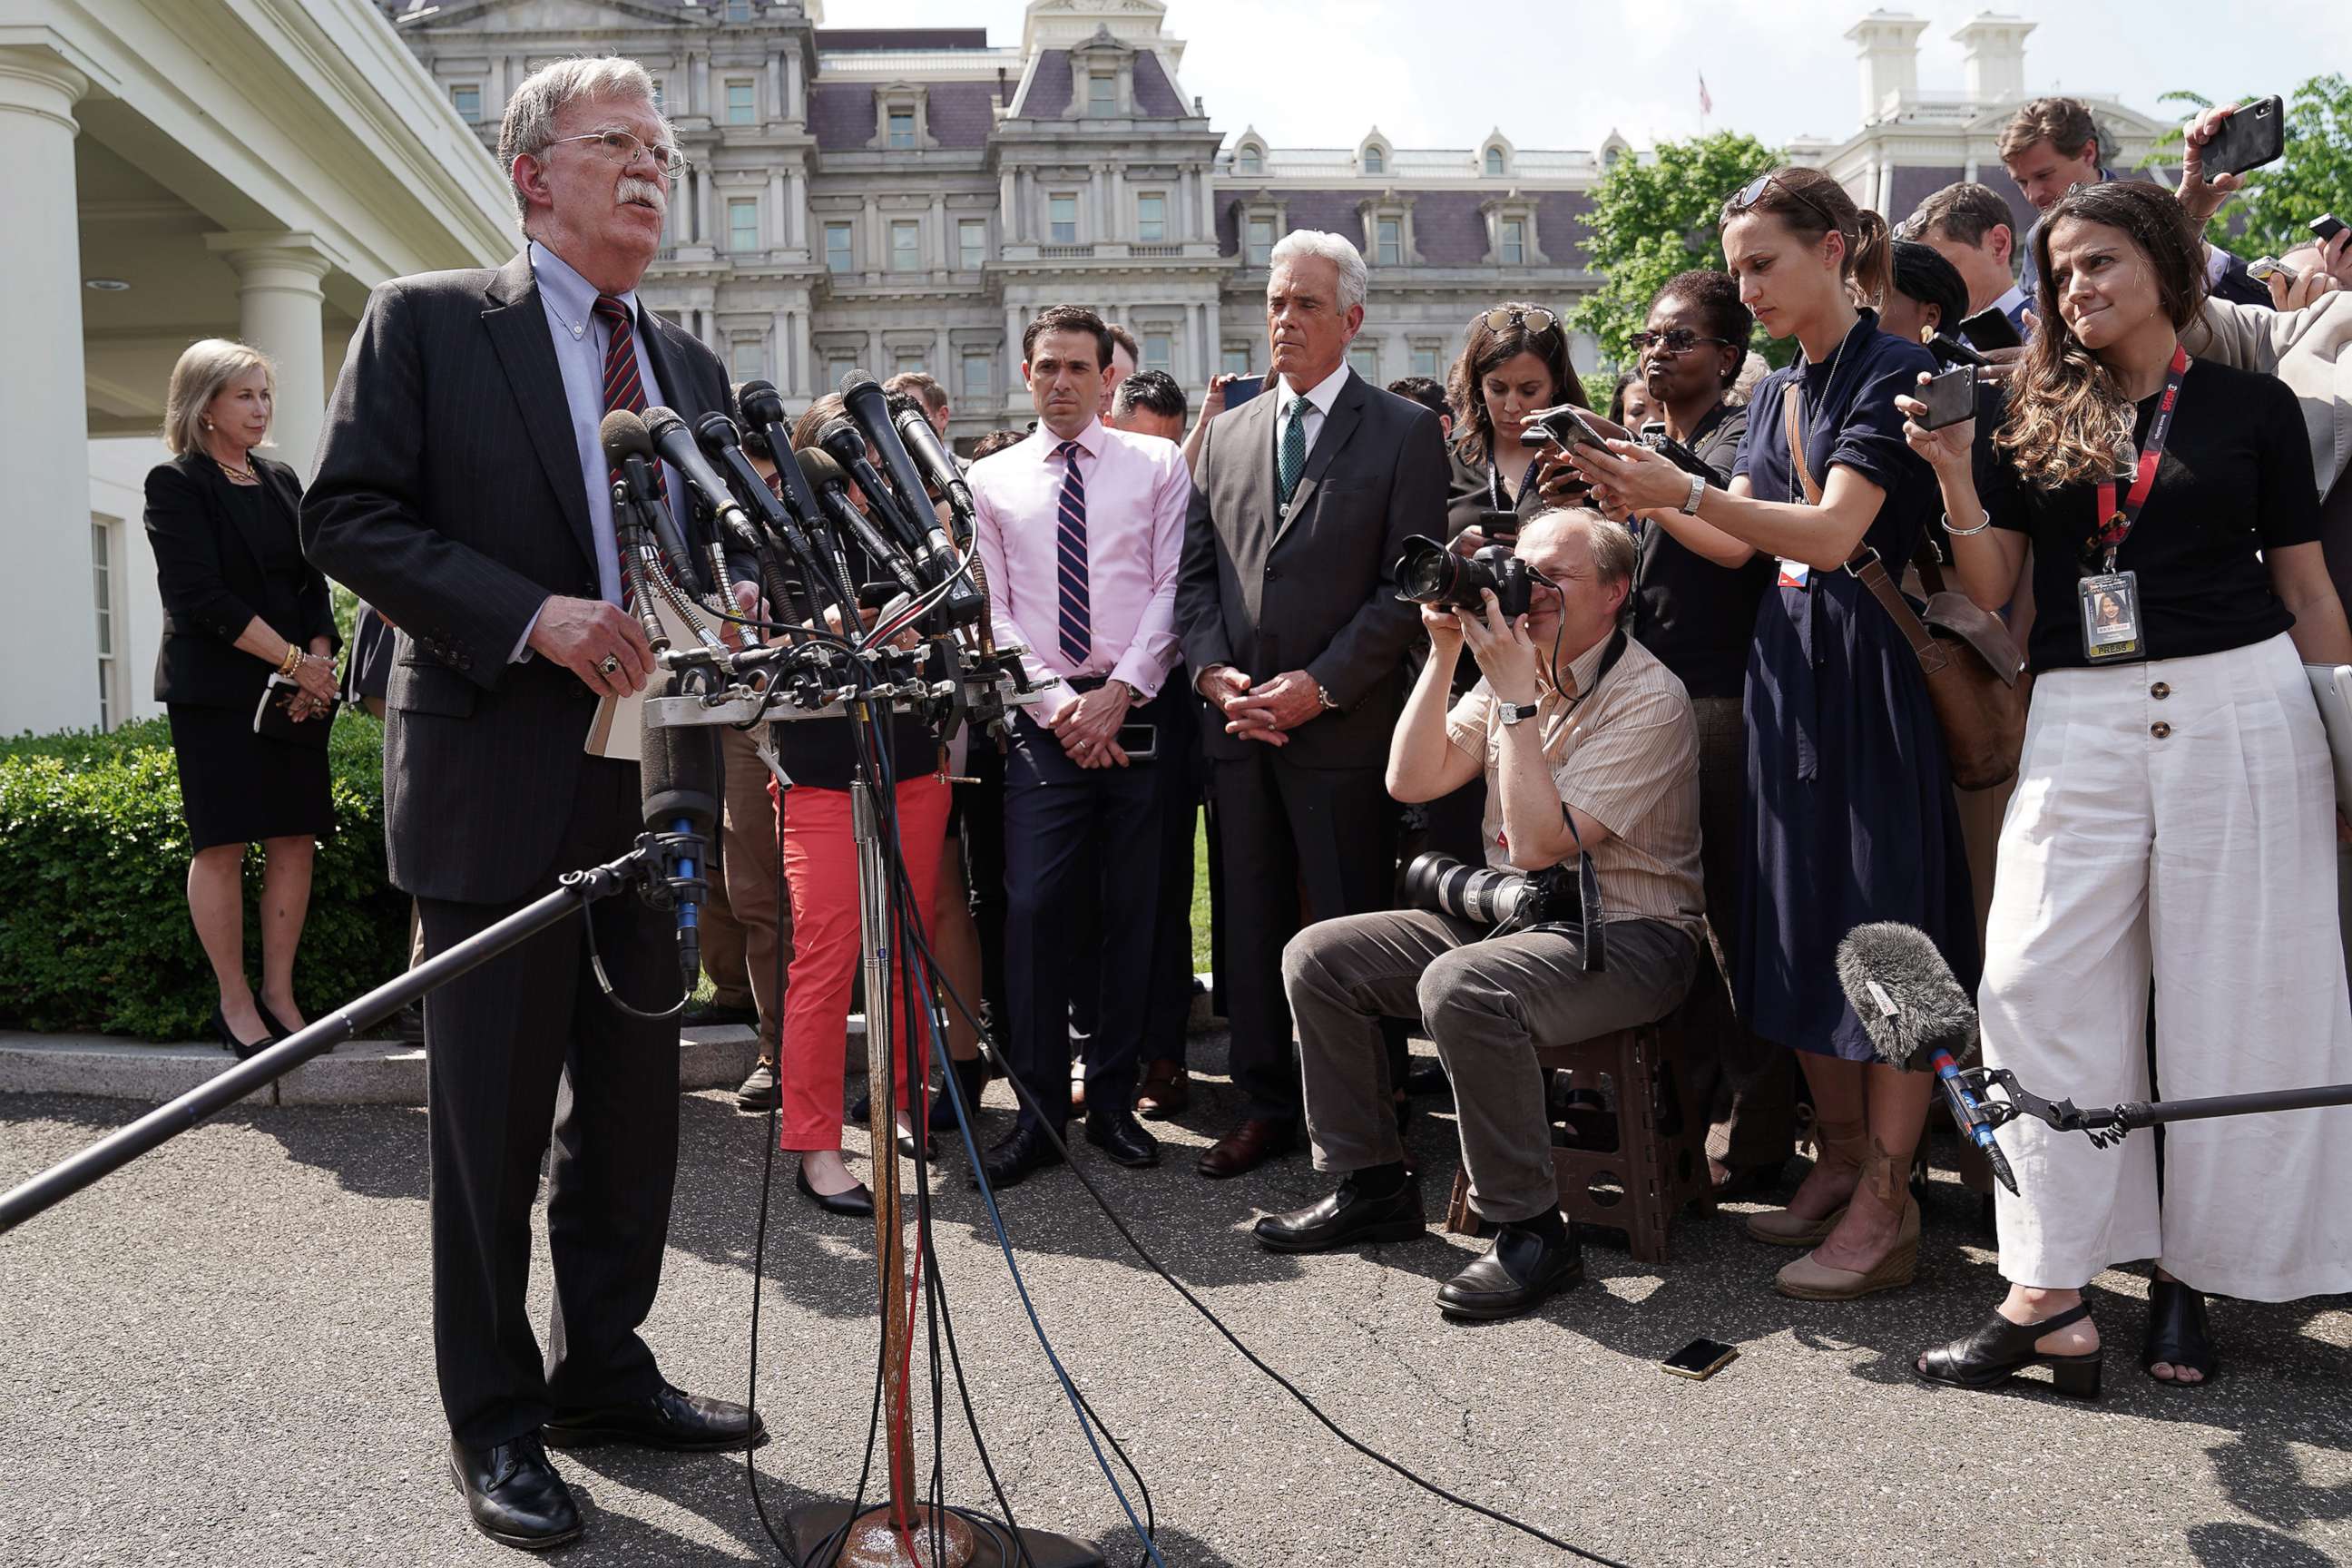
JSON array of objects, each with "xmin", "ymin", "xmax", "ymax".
[{"xmin": 216, "ymin": 453, "xmax": 258, "ymax": 483}]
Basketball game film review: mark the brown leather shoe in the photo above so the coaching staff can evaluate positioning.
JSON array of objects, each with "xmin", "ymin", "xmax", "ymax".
[
  {"xmin": 1195, "ymin": 1117, "xmax": 1297, "ymax": 1180},
  {"xmin": 1134, "ymin": 1060, "xmax": 1190, "ymax": 1120}
]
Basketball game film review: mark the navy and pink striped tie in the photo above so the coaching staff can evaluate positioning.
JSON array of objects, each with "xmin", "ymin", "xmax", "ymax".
[{"xmin": 1053, "ymin": 439, "xmax": 1091, "ymax": 664}]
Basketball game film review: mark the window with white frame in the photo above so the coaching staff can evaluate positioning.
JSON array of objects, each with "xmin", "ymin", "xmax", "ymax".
[
  {"xmin": 1411, "ymin": 345, "xmax": 1442, "ymax": 378},
  {"xmin": 1499, "ymin": 217, "xmax": 1525, "ymax": 265},
  {"xmin": 890, "ymin": 220, "xmax": 921, "ymax": 272},
  {"xmin": 728, "ymin": 197, "xmax": 760, "ymax": 252},
  {"xmin": 725, "ymin": 81, "xmax": 756, "ymax": 125},
  {"xmin": 1376, "ymin": 217, "xmax": 1402, "ymax": 267},
  {"xmin": 451, "ymin": 83, "xmax": 482, "ymax": 122},
  {"xmin": 1137, "ymin": 193, "xmax": 1166, "ymax": 243},
  {"xmin": 1245, "ymin": 217, "xmax": 1274, "ymax": 267},
  {"xmin": 1222, "ymin": 345, "xmax": 1252, "ymax": 376},
  {"xmin": 961, "ymin": 353, "xmax": 991, "ymax": 401},
  {"xmin": 825, "ymin": 222, "xmax": 853, "ymax": 273},
  {"xmin": 826, "ymin": 354, "xmax": 856, "ymax": 387},
  {"xmin": 893, "ymin": 349, "xmax": 925, "ymax": 376},
  {"xmin": 887, "ymin": 111, "xmax": 916, "ymax": 149},
  {"xmin": 1363, "ymin": 144, "xmax": 1385, "ymax": 175},
  {"xmin": 730, "ymin": 338, "xmax": 765, "ymax": 380},
  {"xmin": 1049, "ymin": 194, "xmax": 1078, "ymax": 244},
  {"xmin": 725, "ymin": 0, "xmax": 751, "ymax": 19},
  {"xmin": 92, "ymin": 518, "xmax": 122, "ymax": 731},
  {"xmin": 1485, "ymin": 145, "xmax": 1505, "ymax": 176},
  {"xmin": 959, "ymin": 219, "xmax": 986, "ymax": 270},
  {"xmin": 1348, "ymin": 343, "xmax": 1378, "ymax": 379},
  {"xmin": 1236, "ymin": 144, "xmax": 1262, "ymax": 175},
  {"xmin": 1088, "ymin": 74, "xmax": 1116, "ymax": 115},
  {"xmin": 1142, "ymin": 331, "xmax": 1172, "ymax": 374}
]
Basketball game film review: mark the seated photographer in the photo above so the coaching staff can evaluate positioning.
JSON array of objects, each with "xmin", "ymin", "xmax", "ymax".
[{"xmin": 1259, "ymin": 508, "xmax": 1703, "ymax": 1322}]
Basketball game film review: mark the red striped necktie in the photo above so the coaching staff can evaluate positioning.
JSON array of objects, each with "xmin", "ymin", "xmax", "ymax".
[{"xmin": 592, "ymin": 293, "xmax": 669, "ymax": 514}]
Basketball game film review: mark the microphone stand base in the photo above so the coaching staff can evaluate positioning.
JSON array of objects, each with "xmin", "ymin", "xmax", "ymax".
[{"xmin": 788, "ymin": 1501, "xmax": 1103, "ymax": 1567}]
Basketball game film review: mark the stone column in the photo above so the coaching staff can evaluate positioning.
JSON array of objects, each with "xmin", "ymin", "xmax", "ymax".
[
  {"xmin": 204, "ymin": 232, "xmax": 337, "ymax": 480},
  {"xmin": 785, "ymin": 166, "xmax": 804, "ymax": 250},
  {"xmin": 1204, "ymin": 296, "xmax": 1224, "ymax": 373},
  {"xmin": 0, "ymin": 48, "xmax": 94, "ymax": 736},
  {"xmin": 929, "ymin": 195, "xmax": 948, "ymax": 269},
  {"xmin": 785, "ymin": 47, "xmax": 804, "ymax": 121},
  {"xmin": 697, "ymin": 169, "xmax": 715, "ymax": 248},
  {"xmin": 768, "ymin": 55, "xmax": 783, "ymax": 122}
]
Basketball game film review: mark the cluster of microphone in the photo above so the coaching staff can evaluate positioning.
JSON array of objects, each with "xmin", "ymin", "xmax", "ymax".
[{"xmin": 595, "ymin": 370, "xmax": 1017, "ymax": 989}]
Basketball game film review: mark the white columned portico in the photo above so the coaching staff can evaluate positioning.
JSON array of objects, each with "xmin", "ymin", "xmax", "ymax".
[
  {"xmin": 0, "ymin": 47, "xmax": 96, "ymax": 738},
  {"xmin": 204, "ymin": 231, "xmax": 337, "ymax": 478}
]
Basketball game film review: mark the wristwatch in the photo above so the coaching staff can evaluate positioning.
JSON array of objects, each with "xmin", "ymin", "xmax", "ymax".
[
  {"xmin": 1679, "ymin": 472, "xmax": 1708, "ymax": 516},
  {"xmin": 1498, "ymin": 698, "xmax": 1541, "ymax": 727}
]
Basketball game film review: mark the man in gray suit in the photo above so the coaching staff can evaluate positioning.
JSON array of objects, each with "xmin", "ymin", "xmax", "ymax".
[
  {"xmin": 1176, "ymin": 230, "xmax": 1449, "ymax": 1179},
  {"xmin": 303, "ymin": 57, "xmax": 760, "ymax": 1552}
]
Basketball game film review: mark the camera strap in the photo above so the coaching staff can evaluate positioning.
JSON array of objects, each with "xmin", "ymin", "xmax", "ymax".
[{"xmin": 1552, "ymin": 627, "xmax": 1627, "ymax": 973}]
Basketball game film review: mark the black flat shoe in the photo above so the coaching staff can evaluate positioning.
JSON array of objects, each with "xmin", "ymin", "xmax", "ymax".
[
  {"xmin": 210, "ymin": 1004, "xmax": 270, "ymax": 1061},
  {"xmin": 1084, "ymin": 1108, "xmax": 1161, "ymax": 1169},
  {"xmin": 1253, "ymin": 1178, "xmax": 1426, "ymax": 1254},
  {"xmin": 797, "ymin": 1161, "xmax": 875, "ymax": 1219},
  {"xmin": 448, "ymin": 1434, "xmax": 582, "ymax": 1551},
  {"xmin": 1436, "ymin": 1221, "xmax": 1583, "ymax": 1320},
  {"xmin": 2142, "ymin": 1278, "xmax": 2219, "ymax": 1387},
  {"xmin": 543, "ymin": 1381, "xmax": 766, "ymax": 1453},
  {"xmin": 1915, "ymin": 1300, "xmax": 2101, "ymax": 1397},
  {"xmin": 975, "ymin": 1123, "xmax": 1063, "ymax": 1191}
]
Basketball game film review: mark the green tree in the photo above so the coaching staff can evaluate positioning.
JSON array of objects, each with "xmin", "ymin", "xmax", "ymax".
[
  {"xmin": 1569, "ymin": 131, "xmax": 1781, "ymax": 376},
  {"xmin": 2146, "ymin": 74, "xmax": 2352, "ymax": 258}
]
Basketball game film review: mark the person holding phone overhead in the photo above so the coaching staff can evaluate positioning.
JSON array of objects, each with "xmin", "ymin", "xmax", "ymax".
[
  {"xmin": 1898, "ymin": 180, "xmax": 2352, "ymax": 1396},
  {"xmin": 1570, "ymin": 167, "xmax": 1976, "ymax": 1304},
  {"xmin": 970, "ymin": 305, "xmax": 1194, "ymax": 1190}
]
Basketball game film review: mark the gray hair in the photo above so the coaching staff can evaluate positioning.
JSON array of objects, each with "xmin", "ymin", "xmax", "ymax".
[
  {"xmin": 162, "ymin": 338, "xmax": 274, "ymax": 456},
  {"xmin": 496, "ymin": 55, "xmax": 665, "ymax": 227},
  {"xmin": 1269, "ymin": 229, "xmax": 1368, "ymax": 313}
]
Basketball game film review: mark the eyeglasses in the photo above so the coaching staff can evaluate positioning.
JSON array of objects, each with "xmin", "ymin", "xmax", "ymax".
[
  {"xmin": 1478, "ymin": 306, "xmax": 1559, "ymax": 337},
  {"xmin": 1631, "ymin": 328, "xmax": 1737, "ymax": 357},
  {"xmin": 1724, "ymin": 172, "xmax": 1841, "ymax": 236},
  {"xmin": 549, "ymin": 130, "xmax": 691, "ymax": 180}
]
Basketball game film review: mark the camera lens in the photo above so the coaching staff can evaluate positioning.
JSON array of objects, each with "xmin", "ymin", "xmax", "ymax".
[{"xmin": 1394, "ymin": 535, "xmax": 1475, "ymax": 605}]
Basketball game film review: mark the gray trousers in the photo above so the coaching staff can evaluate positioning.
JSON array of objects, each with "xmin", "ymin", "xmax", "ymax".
[{"xmin": 1283, "ymin": 908, "xmax": 1698, "ymax": 1225}]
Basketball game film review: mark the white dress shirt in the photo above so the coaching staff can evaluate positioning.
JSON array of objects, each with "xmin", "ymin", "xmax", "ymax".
[{"xmin": 1270, "ymin": 360, "xmax": 1355, "ymax": 467}]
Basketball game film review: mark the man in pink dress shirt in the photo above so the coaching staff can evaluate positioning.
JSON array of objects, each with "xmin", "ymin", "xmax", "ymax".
[{"xmin": 968, "ymin": 304, "xmax": 1195, "ymax": 1189}]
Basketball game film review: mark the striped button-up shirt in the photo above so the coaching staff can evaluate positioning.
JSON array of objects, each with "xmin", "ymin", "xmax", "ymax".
[{"xmin": 1446, "ymin": 631, "xmax": 1705, "ymax": 938}]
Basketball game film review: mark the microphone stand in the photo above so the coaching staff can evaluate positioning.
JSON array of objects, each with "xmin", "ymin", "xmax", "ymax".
[{"xmin": 1962, "ymin": 1068, "xmax": 2352, "ymax": 1144}]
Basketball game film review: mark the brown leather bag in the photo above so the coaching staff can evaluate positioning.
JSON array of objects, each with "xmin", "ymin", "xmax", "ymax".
[{"xmin": 1784, "ymin": 397, "xmax": 2026, "ymax": 789}]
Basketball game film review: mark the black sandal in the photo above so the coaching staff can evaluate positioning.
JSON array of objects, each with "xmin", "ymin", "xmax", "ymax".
[
  {"xmin": 1914, "ymin": 1300, "xmax": 2102, "ymax": 1398},
  {"xmin": 2141, "ymin": 1278, "xmax": 2219, "ymax": 1387}
]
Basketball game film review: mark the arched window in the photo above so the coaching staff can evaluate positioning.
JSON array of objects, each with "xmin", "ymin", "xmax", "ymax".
[
  {"xmin": 1363, "ymin": 145, "xmax": 1384, "ymax": 175},
  {"xmin": 1237, "ymin": 145, "xmax": 1261, "ymax": 175},
  {"xmin": 1485, "ymin": 146, "xmax": 1504, "ymax": 177}
]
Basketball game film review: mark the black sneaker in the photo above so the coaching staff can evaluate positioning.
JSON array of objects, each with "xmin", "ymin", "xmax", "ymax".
[{"xmin": 734, "ymin": 1060, "xmax": 779, "ymax": 1111}]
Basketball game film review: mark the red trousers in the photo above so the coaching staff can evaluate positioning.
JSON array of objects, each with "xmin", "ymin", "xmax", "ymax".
[{"xmin": 773, "ymin": 775, "xmax": 949, "ymax": 1152}]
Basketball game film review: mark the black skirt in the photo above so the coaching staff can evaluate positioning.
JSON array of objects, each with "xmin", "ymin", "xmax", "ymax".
[{"xmin": 166, "ymin": 701, "xmax": 335, "ymax": 851}]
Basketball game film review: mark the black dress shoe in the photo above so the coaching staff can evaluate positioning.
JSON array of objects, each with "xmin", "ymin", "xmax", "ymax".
[
  {"xmin": 1436, "ymin": 1221, "xmax": 1583, "ymax": 1321},
  {"xmin": 797, "ymin": 1161, "xmax": 875, "ymax": 1219},
  {"xmin": 682, "ymin": 996, "xmax": 759, "ymax": 1028},
  {"xmin": 1085, "ymin": 1108, "xmax": 1161, "ymax": 1168},
  {"xmin": 1253, "ymin": 1178, "xmax": 1427, "ymax": 1254},
  {"xmin": 209, "ymin": 1004, "xmax": 270, "ymax": 1061},
  {"xmin": 542, "ymin": 1381, "xmax": 767, "ymax": 1453},
  {"xmin": 256, "ymin": 1001, "xmax": 300, "ymax": 1042},
  {"xmin": 449, "ymin": 1434, "xmax": 583, "ymax": 1551},
  {"xmin": 974, "ymin": 1123, "xmax": 1063, "ymax": 1191}
]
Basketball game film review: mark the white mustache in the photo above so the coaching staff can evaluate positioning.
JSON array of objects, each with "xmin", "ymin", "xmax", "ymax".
[{"xmin": 616, "ymin": 176, "xmax": 666, "ymax": 211}]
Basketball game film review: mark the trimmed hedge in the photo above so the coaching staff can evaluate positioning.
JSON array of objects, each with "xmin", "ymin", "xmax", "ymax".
[{"xmin": 0, "ymin": 713, "xmax": 407, "ymax": 1040}]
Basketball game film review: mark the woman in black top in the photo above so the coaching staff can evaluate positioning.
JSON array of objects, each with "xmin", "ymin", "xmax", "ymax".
[
  {"xmin": 1903, "ymin": 181, "xmax": 2352, "ymax": 1395},
  {"xmin": 145, "ymin": 339, "xmax": 339, "ymax": 1058},
  {"xmin": 1440, "ymin": 300, "xmax": 1592, "ymax": 541}
]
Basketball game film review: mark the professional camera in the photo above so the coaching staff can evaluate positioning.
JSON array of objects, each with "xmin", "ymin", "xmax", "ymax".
[
  {"xmin": 1403, "ymin": 852, "xmax": 1581, "ymax": 936},
  {"xmin": 1393, "ymin": 534, "xmax": 1533, "ymax": 617}
]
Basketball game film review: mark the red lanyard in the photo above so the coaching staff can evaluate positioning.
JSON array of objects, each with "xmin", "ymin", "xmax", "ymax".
[{"xmin": 2090, "ymin": 344, "xmax": 2190, "ymax": 573}]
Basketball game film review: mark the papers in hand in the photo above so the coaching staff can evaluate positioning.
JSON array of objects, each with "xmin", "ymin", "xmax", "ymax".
[
  {"xmin": 585, "ymin": 595, "xmax": 720, "ymax": 762},
  {"xmin": 2305, "ymin": 663, "xmax": 2352, "ymax": 810}
]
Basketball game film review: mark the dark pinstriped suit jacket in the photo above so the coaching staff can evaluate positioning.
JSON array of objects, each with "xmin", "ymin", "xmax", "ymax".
[{"xmin": 301, "ymin": 249, "xmax": 730, "ymax": 905}]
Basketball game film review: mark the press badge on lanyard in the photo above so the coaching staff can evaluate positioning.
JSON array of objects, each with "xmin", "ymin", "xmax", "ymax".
[{"xmin": 2080, "ymin": 345, "xmax": 2187, "ymax": 663}]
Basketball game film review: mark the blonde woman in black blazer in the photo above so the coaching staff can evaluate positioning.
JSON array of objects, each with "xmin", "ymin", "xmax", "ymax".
[{"xmin": 146, "ymin": 338, "xmax": 339, "ymax": 1058}]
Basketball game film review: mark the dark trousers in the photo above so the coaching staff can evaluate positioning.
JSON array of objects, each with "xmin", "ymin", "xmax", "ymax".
[
  {"xmin": 416, "ymin": 758, "xmax": 679, "ymax": 1449},
  {"xmin": 1211, "ymin": 747, "xmax": 1397, "ymax": 1122},
  {"xmin": 1142, "ymin": 680, "xmax": 1203, "ymax": 1066},
  {"xmin": 1003, "ymin": 691, "xmax": 1177, "ymax": 1130},
  {"xmin": 958, "ymin": 740, "xmax": 1010, "ymax": 1034}
]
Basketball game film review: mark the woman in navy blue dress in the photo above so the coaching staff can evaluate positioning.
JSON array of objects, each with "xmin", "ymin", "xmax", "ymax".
[{"xmin": 1571, "ymin": 166, "xmax": 1976, "ymax": 1302}]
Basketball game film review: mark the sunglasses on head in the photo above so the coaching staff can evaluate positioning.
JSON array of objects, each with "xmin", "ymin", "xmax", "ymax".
[
  {"xmin": 1478, "ymin": 306, "xmax": 1559, "ymax": 337},
  {"xmin": 1632, "ymin": 327, "xmax": 1738, "ymax": 356},
  {"xmin": 1725, "ymin": 173, "xmax": 1842, "ymax": 237}
]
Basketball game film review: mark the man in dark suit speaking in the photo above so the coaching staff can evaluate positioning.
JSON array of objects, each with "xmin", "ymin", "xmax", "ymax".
[
  {"xmin": 303, "ymin": 57, "xmax": 760, "ymax": 1552},
  {"xmin": 1176, "ymin": 230, "xmax": 1449, "ymax": 1180}
]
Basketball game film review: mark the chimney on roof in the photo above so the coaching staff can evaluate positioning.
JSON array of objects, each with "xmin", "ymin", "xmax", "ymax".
[
  {"xmin": 1955, "ymin": 13, "xmax": 2035, "ymax": 106},
  {"xmin": 997, "ymin": 65, "xmax": 1010, "ymax": 106},
  {"xmin": 1844, "ymin": 11, "xmax": 1929, "ymax": 124}
]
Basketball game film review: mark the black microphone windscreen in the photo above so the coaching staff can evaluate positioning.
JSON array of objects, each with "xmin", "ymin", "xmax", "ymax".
[
  {"xmin": 839, "ymin": 368, "xmax": 880, "ymax": 397},
  {"xmin": 796, "ymin": 447, "xmax": 848, "ymax": 489},
  {"xmin": 601, "ymin": 408, "xmax": 655, "ymax": 466},
  {"xmin": 639, "ymin": 704, "xmax": 720, "ymax": 836},
  {"xmin": 642, "ymin": 405, "xmax": 688, "ymax": 443},
  {"xmin": 1835, "ymin": 922, "xmax": 1980, "ymax": 1072},
  {"xmin": 737, "ymin": 379, "xmax": 786, "ymax": 430}
]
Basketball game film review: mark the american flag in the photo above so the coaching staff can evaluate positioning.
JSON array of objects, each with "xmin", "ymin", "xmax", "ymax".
[{"xmin": 1699, "ymin": 73, "xmax": 1714, "ymax": 117}]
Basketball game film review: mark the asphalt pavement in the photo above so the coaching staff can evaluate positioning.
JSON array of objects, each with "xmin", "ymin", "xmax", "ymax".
[{"xmin": 3, "ymin": 1042, "xmax": 2347, "ymax": 1568}]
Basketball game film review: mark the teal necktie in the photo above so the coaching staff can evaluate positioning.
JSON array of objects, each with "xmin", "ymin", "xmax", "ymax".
[{"xmin": 1277, "ymin": 396, "xmax": 1309, "ymax": 507}]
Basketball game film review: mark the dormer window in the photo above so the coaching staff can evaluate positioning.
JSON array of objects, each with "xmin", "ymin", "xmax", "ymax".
[
  {"xmin": 1089, "ymin": 74, "xmax": 1116, "ymax": 115},
  {"xmin": 1485, "ymin": 145, "xmax": 1504, "ymax": 176},
  {"xmin": 867, "ymin": 83, "xmax": 935, "ymax": 152},
  {"xmin": 1238, "ymin": 147, "xmax": 1261, "ymax": 174},
  {"xmin": 1364, "ymin": 145, "xmax": 1384, "ymax": 175},
  {"xmin": 887, "ymin": 111, "xmax": 915, "ymax": 148}
]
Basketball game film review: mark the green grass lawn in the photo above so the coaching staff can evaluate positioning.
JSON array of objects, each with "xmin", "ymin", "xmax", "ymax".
[{"xmin": 1190, "ymin": 808, "xmax": 1212, "ymax": 974}]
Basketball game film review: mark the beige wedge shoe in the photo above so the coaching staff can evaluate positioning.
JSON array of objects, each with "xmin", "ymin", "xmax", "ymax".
[
  {"xmin": 1774, "ymin": 1149, "xmax": 1920, "ymax": 1300},
  {"xmin": 1744, "ymin": 1114, "xmax": 1865, "ymax": 1248}
]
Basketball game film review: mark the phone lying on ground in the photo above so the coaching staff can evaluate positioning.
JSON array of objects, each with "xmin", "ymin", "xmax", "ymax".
[
  {"xmin": 2202, "ymin": 96, "xmax": 2286, "ymax": 179},
  {"xmin": 1661, "ymin": 1338, "xmax": 1739, "ymax": 1381},
  {"xmin": 1909, "ymin": 365, "xmax": 1979, "ymax": 431}
]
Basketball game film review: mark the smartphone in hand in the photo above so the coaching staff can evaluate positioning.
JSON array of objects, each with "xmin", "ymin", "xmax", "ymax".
[{"xmin": 2202, "ymin": 96, "xmax": 2286, "ymax": 179}]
